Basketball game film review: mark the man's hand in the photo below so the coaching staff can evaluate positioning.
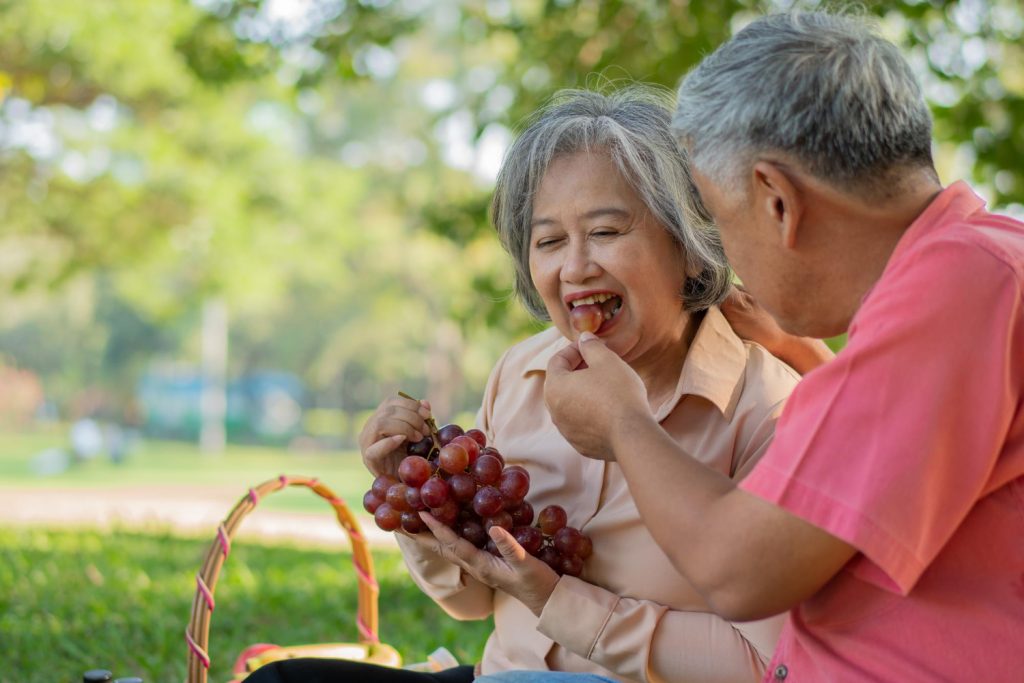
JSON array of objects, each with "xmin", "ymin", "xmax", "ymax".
[
  {"xmin": 544, "ymin": 332, "xmax": 651, "ymax": 460},
  {"xmin": 405, "ymin": 513, "xmax": 560, "ymax": 617}
]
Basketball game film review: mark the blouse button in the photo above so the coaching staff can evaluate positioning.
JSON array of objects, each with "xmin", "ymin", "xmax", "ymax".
[{"xmin": 773, "ymin": 664, "xmax": 789, "ymax": 680}]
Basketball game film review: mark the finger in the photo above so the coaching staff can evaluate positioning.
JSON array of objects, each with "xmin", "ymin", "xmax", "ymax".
[
  {"xmin": 374, "ymin": 410, "xmax": 430, "ymax": 442},
  {"xmin": 363, "ymin": 434, "xmax": 406, "ymax": 461},
  {"xmin": 547, "ymin": 344, "xmax": 585, "ymax": 376},
  {"xmin": 576, "ymin": 332, "xmax": 616, "ymax": 367},
  {"xmin": 488, "ymin": 527, "xmax": 526, "ymax": 563},
  {"xmin": 420, "ymin": 513, "xmax": 499, "ymax": 571}
]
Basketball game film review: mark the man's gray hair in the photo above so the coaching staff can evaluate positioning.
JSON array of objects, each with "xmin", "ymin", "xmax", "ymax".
[
  {"xmin": 491, "ymin": 86, "xmax": 730, "ymax": 320},
  {"xmin": 673, "ymin": 12, "xmax": 936, "ymax": 195}
]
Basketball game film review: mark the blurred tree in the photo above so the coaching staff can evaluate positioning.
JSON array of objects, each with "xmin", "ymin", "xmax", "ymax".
[{"xmin": 0, "ymin": 0, "xmax": 1021, "ymax": 421}]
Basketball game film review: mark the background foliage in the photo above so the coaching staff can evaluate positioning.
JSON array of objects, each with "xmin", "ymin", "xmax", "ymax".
[{"xmin": 1, "ymin": 0, "xmax": 1021, "ymax": 419}]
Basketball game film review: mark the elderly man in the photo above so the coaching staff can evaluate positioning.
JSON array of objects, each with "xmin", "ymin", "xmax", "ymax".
[{"xmin": 479, "ymin": 10, "xmax": 1024, "ymax": 683}]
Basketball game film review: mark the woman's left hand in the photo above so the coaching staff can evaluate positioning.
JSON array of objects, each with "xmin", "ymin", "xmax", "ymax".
[{"xmin": 406, "ymin": 512, "xmax": 561, "ymax": 617}]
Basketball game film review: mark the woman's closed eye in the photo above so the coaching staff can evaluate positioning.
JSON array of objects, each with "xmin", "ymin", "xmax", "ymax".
[{"xmin": 534, "ymin": 236, "xmax": 563, "ymax": 249}]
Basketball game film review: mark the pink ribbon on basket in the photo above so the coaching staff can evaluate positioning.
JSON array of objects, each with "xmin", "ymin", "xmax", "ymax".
[
  {"xmin": 196, "ymin": 573, "xmax": 215, "ymax": 611},
  {"xmin": 352, "ymin": 559, "xmax": 378, "ymax": 590},
  {"xmin": 216, "ymin": 523, "xmax": 231, "ymax": 558},
  {"xmin": 278, "ymin": 474, "xmax": 289, "ymax": 489},
  {"xmin": 248, "ymin": 487, "xmax": 260, "ymax": 505},
  {"xmin": 357, "ymin": 614, "xmax": 379, "ymax": 643},
  {"xmin": 185, "ymin": 629, "xmax": 211, "ymax": 669}
]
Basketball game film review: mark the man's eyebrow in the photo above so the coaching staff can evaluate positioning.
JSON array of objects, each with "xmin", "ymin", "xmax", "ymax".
[{"xmin": 530, "ymin": 207, "xmax": 630, "ymax": 229}]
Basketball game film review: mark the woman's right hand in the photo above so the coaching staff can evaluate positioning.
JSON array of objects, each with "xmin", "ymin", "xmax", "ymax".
[{"xmin": 358, "ymin": 395, "xmax": 433, "ymax": 479}]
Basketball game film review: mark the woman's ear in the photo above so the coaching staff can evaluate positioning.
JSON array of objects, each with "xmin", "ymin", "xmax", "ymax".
[{"xmin": 751, "ymin": 161, "xmax": 803, "ymax": 249}]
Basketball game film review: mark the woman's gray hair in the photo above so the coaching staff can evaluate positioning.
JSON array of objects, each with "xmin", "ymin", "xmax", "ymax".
[
  {"xmin": 491, "ymin": 86, "xmax": 730, "ymax": 321},
  {"xmin": 673, "ymin": 11, "xmax": 936, "ymax": 196}
]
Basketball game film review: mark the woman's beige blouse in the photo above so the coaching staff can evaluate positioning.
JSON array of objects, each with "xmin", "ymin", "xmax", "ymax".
[{"xmin": 396, "ymin": 306, "xmax": 800, "ymax": 682}]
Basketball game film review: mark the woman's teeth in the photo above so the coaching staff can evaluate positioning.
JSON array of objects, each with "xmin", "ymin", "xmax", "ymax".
[{"xmin": 571, "ymin": 292, "xmax": 616, "ymax": 307}]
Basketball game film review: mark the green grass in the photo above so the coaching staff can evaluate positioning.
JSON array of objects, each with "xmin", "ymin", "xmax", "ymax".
[
  {"xmin": 0, "ymin": 527, "xmax": 493, "ymax": 683},
  {"xmin": 0, "ymin": 429, "xmax": 375, "ymax": 514}
]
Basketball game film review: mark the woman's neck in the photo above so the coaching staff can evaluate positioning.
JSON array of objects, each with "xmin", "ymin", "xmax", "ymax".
[{"xmin": 630, "ymin": 310, "xmax": 703, "ymax": 413}]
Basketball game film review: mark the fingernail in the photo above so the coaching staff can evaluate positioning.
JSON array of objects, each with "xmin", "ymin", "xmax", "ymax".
[{"xmin": 579, "ymin": 332, "xmax": 597, "ymax": 343}]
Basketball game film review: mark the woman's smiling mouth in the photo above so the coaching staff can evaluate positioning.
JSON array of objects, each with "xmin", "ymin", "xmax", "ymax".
[{"xmin": 566, "ymin": 291, "xmax": 624, "ymax": 333}]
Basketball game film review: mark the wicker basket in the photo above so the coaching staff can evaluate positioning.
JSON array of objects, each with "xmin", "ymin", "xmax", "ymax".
[{"xmin": 185, "ymin": 475, "xmax": 402, "ymax": 683}]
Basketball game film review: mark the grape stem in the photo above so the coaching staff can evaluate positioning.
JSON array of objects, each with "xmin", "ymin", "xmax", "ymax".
[{"xmin": 398, "ymin": 390, "xmax": 442, "ymax": 456}]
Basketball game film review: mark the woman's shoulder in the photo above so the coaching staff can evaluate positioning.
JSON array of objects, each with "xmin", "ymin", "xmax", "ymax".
[
  {"xmin": 492, "ymin": 326, "xmax": 568, "ymax": 380},
  {"xmin": 741, "ymin": 339, "xmax": 801, "ymax": 391}
]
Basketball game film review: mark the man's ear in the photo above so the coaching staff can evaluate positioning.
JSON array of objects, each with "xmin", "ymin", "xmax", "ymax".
[{"xmin": 751, "ymin": 161, "xmax": 803, "ymax": 249}]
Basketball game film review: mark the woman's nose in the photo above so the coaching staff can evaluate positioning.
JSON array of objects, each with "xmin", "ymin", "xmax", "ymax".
[{"xmin": 560, "ymin": 241, "xmax": 601, "ymax": 283}]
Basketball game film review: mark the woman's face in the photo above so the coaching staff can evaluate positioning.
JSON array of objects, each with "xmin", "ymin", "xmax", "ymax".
[{"xmin": 529, "ymin": 151, "xmax": 689, "ymax": 363}]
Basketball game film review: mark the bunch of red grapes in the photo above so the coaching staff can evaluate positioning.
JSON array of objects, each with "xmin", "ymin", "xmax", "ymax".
[{"xmin": 363, "ymin": 422, "xmax": 592, "ymax": 577}]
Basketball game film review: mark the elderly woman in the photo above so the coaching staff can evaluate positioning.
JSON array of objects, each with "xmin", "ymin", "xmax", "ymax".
[{"xmin": 247, "ymin": 86, "xmax": 802, "ymax": 683}]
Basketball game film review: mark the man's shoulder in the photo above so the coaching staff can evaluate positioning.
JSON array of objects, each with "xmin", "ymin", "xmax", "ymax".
[{"xmin": 917, "ymin": 201, "xmax": 1024, "ymax": 280}]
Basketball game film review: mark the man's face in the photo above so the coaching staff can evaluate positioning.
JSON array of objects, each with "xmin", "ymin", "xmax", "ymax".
[{"xmin": 690, "ymin": 165, "xmax": 812, "ymax": 336}]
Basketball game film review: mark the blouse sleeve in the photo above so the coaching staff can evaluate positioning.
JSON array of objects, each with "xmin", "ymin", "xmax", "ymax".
[{"xmin": 537, "ymin": 576, "xmax": 783, "ymax": 682}]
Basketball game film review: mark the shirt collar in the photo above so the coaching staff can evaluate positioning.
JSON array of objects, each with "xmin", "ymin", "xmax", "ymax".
[
  {"xmin": 522, "ymin": 305, "xmax": 747, "ymax": 419},
  {"xmin": 887, "ymin": 181, "xmax": 987, "ymax": 266}
]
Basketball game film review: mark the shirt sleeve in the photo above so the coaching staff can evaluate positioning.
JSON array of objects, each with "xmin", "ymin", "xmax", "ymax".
[
  {"xmin": 741, "ymin": 237, "xmax": 1021, "ymax": 595},
  {"xmin": 395, "ymin": 534, "xmax": 495, "ymax": 621},
  {"xmin": 537, "ymin": 576, "xmax": 783, "ymax": 683}
]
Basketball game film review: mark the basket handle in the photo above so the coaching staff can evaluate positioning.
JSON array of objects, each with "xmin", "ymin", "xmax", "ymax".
[{"xmin": 186, "ymin": 475, "xmax": 379, "ymax": 683}]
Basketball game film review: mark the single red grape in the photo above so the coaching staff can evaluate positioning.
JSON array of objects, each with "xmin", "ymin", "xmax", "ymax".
[
  {"xmin": 386, "ymin": 483, "xmax": 413, "ymax": 512},
  {"xmin": 465, "ymin": 429, "xmax": 487, "ymax": 448},
  {"xmin": 420, "ymin": 477, "xmax": 450, "ymax": 508},
  {"xmin": 404, "ymin": 486, "xmax": 427, "ymax": 511},
  {"xmin": 371, "ymin": 475, "xmax": 398, "ymax": 500},
  {"xmin": 538, "ymin": 505, "xmax": 568, "ymax": 536},
  {"xmin": 553, "ymin": 526, "xmax": 586, "ymax": 556},
  {"xmin": 437, "ymin": 423, "xmax": 465, "ymax": 447},
  {"xmin": 406, "ymin": 436, "xmax": 434, "ymax": 458},
  {"xmin": 538, "ymin": 546, "xmax": 562, "ymax": 571},
  {"xmin": 401, "ymin": 511, "xmax": 428, "ymax": 534},
  {"xmin": 509, "ymin": 501, "xmax": 534, "ymax": 527},
  {"xmin": 473, "ymin": 486, "xmax": 504, "ymax": 517},
  {"xmin": 479, "ymin": 447, "xmax": 505, "ymax": 467},
  {"xmin": 439, "ymin": 443, "xmax": 469, "ymax": 474},
  {"xmin": 504, "ymin": 464, "xmax": 530, "ymax": 483},
  {"xmin": 559, "ymin": 553, "xmax": 584, "ymax": 577},
  {"xmin": 577, "ymin": 534, "xmax": 593, "ymax": 559},
  {"xmin": 459, "ymin": 519, "xmax": 487, "ymax": 547},
  {"xmin": 484, "ymin": 510, "xmax": 513, "ymax": 533},
  {"xmin": 498, "ymin": 468, "xmax": 530, "ymax": 502},
  {"xmin": 362, "ymin": 490, "xmax": 383, "ymax": 514},
  {"xmin": 374, "ymin": 503, "xmax": 401, "ymax": 531},
  {"xmin": 451, "ymin": 435, "xmax": 480, "ymax": 464},
  {"xmin": 448, "ymin": 473, "xmax": 477, "ymax": 503},
  {"xmin": 472, "ymin": 454, "xmax": 503, "ymax": 485},
  {"xmin": 570, "ymin": 303, "xmax": 603, "ymax": 334},
  {"xmin": 430, "ymin": 500, "xmax": 459, "ymax": 526},
  {"xmin": 513, "ymin": 526, "xmax": 544, "ymax": 555},
  {"xmin": 398, "ymin": 455, "xmax": 432, "ymax": 487}
]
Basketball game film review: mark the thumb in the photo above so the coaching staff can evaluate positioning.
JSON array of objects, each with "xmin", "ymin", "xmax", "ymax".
[
  {"xmin": 489, "ymin": 527, "xmax": 526, "ymax": 563},
  {"xmin": 576, "ymin": 332, "xmax": 614, "ymax": 366}
]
